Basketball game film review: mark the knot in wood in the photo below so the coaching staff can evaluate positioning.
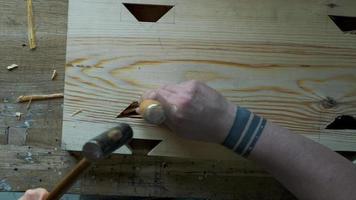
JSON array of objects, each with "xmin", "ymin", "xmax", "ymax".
[
  {"xmin": 321, "ymin": 97, "xmax": 337, "ymax": 109},
  {"xmin": 326, "ymin": 3, "xmax": 338, "ymax": 8}
]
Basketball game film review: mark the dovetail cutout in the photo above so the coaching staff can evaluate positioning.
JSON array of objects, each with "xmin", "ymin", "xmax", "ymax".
[
  {"xmin": 329, "ymin": 15, "xmax": 356, "ymax": 34},
  {"xmin": 128, "ymin": 139, "xmax": 162, "ymax": 155},
  {"xmin": 123, "ymin": 3, "xmax": 173, "ymax": 22},
  {"xmin": 326, "ymin": 115, "xmax": 356, "ymax": 130}
]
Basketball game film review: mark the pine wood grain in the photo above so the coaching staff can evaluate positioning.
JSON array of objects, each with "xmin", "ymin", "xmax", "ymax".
[{"xmin": 63, "ymin": 0, "xmax": 356, "ymax": 158}]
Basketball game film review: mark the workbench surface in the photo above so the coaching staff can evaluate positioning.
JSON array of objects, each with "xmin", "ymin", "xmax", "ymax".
[{"xmin": 0, "ymin": 0, "xmax": 354, "ymax": 199}]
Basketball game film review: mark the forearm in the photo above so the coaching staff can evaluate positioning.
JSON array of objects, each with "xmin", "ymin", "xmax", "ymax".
[
  {"xmin": 141, "ymin": 81, "xmax": 356, "ymax": 200},
  {"xmin": 249, "ymin": 122, "xmax": 356, "ymax": 200}
]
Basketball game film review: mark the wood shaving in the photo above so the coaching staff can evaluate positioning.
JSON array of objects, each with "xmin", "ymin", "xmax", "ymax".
[
  {"xmin": 26, "ymin": 97, "xmax": 32, "ymax": 110},
  {"xmin": 15, "ymin": 112, "xmax": 22, "ymax": 120},
  {"xmin": 71, "ymin": 109, "xmax": 83, "ymax": 117},
  {"xmin": 17, "ymin": 93, "xmax": 64, "ymax": 103},
  {"xmin": 51, "ymin": 69, "xmax": 57, "ymax": 80},
  {"xmin": 27, "ymin": 0, "xmax": 36, "ymax": 49},
  {"xmin": 7, "ymin": 64, "xmax": 19, "ymax": 71}
]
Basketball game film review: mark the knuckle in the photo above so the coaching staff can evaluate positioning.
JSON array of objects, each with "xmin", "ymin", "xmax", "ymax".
[
  {"xmin": 144, "ymin": 90, "xmax": 158, "ymax": 100},
  {"xmin": 186, "ymin": 87, "xmax": 195, "ymax": 95},
  {"xmin": 160, "ymin": 84, "xmax": 169, "ymax": 90},
  {"xmin": 186, "ymin": 80, "xmax": 201, "ymax": 95},
  {"xmin": 37, "ymin": 188, "xmax": 48, "ymax": 194},
  {"xmin": 170, "ymin": 105, "xmax": 185, "ymax": 121},
  {"xmin": 172, "ymin": 112, "xmax": 185, "ymax": 124},
  {"xmin": 177, "ymin": 97, "xmax": 192, "ymax": 110},
  {"xmin": 187, "ymin": 79, "xmax": 199, "ymax": 85},
  {"xmin": 25, "ymin": 189, "xmax": 36, "ymax": 196},
  {"xmin": 188, "ymin": 80, "xmax": 201, "ymax": 88}
]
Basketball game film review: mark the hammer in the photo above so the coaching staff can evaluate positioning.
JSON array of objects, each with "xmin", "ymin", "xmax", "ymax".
[{"xmin": 46, "ymin": 123, "xmax": 133, "ymax": 200}]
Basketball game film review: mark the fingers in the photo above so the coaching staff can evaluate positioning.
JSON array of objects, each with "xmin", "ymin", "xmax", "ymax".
[
  {"xmin": 141, "ymin": 81, "xmax": 204, "ymax": 101},
  {"xmin": 141, "ymin": 89, "xmax": 156, "ymax": 100},
  {"xmin": 137, "ymin": 89, "xmax": 163, "ymax": 114},
  {"xmin": 160, "ymin": 84, "xmax": 183, "ymax": 93},
  {"xmin": 19, "ymin": 188, "xmax": 49, "ymax": 200},
  {"xmin": 141, "ymin": 84, "xmax": 179, "ymax": 100},
  {"xmin": 140, "ymin": 87, "xmax": 178, "ymax": 121},
  {"xmin": 141, "ymin": 85, "xmax": 176, "ymax": 108},
  {"xmin": 37, "ymin": 188, "xmax": 49, "ymax": 200},
  {"xmin": 139, "ymin": 81, "xmax": 203, "ymax": 124},
  {"xmin": 150, "ymin": 89, "xmax": 175, "ymax": 113}
]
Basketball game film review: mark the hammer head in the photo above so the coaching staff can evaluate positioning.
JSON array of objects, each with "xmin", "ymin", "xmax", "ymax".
[{"xmin": 82, "ymin": 123, "xmax": 133, "ymax": 161}]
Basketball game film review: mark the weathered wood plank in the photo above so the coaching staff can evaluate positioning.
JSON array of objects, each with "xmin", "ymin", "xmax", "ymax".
[
  {"xmin": 0, "ymin": 145, "xmax": 296, "ymax": 199},
  {"xmin": 80, "ymin": 154, "xmax": 295, "ymax": 199},
  {"xmin": 0, "ymin": 0, "xmax": 67, "ymax": 148},
  {"xmin": 0, "ymin": 145, "xmax": 78, "ymax": 192},
  {"xmin": 63, "ymin": 0, "xmax": 356, "ymax": 158},
  {"xmin": 8, "ymin": 127, "xmax": 27, "ymax": 145},
  {"xmin": 0, "ymin": 127, "xmax": 8, "ymax": 145}
]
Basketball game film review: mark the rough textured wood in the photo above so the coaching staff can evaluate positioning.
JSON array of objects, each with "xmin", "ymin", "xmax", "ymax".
[
  {"xmin": 0, "ymin": 0, "xmax": 67, "ymax": 148},
  {"xmin": 0, "ymin": 127, "xmax": 8, "ymax": 145},
  {"xmin": 63, "ymin": 0, "xmax": 356, "ymax": 158},
  {"xmin": 0, "ymin": 146, "xmax": 296, "ymax": 200},
  {"xmin": 0, "ymin": 145, "xmax": 78, "ymax": 192},
  {"xmin": 81, "ymin": 154, "xmax": 294, "ymax": 199},
  {"xmin": 0, "ymin": 0, "xmax": 298, "ymax": 198},
  {"xmin": 8, "ymin": 127, "xmax": 27, "ymax": 145}
]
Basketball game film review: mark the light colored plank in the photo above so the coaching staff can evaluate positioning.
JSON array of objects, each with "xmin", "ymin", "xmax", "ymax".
[
  {"xmin": 67, "ymin": 0, "xmax": 356, "ymax": 47},
  {"xmin": 63, "ymin": 0, "xmax": 356, "ymax": 159},
  {"xmin": 62, "ymin": 121, "xmax": 132, "ymax": 154}
]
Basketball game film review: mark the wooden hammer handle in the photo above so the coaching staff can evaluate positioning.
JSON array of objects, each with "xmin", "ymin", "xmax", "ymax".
[{"xmin": 46, "ymin": 158, "xmax": 91, "ymax": 200}]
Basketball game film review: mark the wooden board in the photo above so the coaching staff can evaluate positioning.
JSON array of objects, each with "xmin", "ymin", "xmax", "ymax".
[{"xmin": 63, "ymin": 0, "xmax": 356, "ymax": 159}]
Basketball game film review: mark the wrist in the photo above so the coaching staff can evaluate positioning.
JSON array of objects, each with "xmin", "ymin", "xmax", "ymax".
[
  {"xmin": 222, "ymin": 107, "xmax": 267, "ymax": 157},
  {"xmin": 216, "ymin": 102, "xmax": 237, "ymax": 144}
]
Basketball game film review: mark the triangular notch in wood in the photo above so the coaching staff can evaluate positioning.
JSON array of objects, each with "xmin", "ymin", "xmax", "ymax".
[
  {"xmin": 116, "ymin": 101, "xmax": 140, "ymax": 118},
  {"xmin": 326, "ymin": 115, "xmax": 356, "ymax": 130},
  {"xmin": 328, "ymin": 15, "xmax": 356, "ymax": 33},
  {"xmin": 123, "ymin": 3, "xmax": 174, "ymax": 22},
  {"xmin": 128, "ymin": 139, "xmax": 162, "ymax": 155}
]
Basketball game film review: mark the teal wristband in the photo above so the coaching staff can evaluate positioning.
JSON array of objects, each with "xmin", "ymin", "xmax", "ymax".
[{"xmin": 223, "ymin": 107, "xmax": 266, "ymax": 157}]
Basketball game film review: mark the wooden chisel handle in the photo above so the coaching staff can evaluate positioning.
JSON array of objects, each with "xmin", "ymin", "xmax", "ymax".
[{"xmin": 139, "ymin": 99, "xmax": 166, "ymax": 125}]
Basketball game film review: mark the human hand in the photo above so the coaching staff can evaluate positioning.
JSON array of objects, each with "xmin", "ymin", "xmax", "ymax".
[
  {"xmin": 18, "ymin": 188, "xmax": 49, "ymax": 200},
  {"xmin": 141, "ymin": 80, "xmax": 236, "ymax": 143}
]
